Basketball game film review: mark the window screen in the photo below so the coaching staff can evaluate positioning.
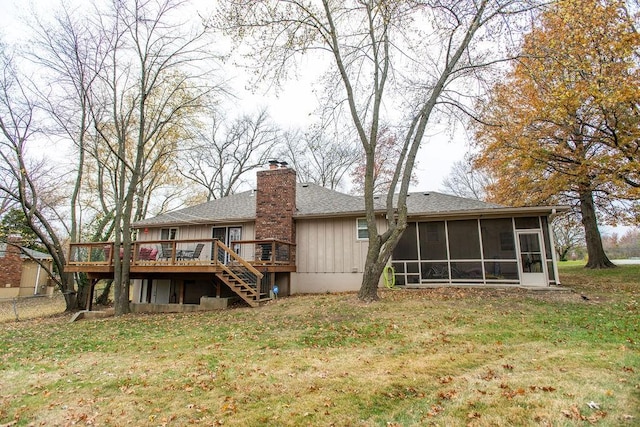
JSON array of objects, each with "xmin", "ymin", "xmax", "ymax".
[
  {"xmin": 448, "ymin": 220, "xmax": 481, "ymax": 260},
  {"xmin": 418, "ymin": 222, "xmax": 447, "ymax": 260}
]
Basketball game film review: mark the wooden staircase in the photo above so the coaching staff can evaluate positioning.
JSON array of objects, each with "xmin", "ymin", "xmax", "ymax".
[{"xmin": 214, "ymin": 240, "xmax": 269, "ymax": 307}]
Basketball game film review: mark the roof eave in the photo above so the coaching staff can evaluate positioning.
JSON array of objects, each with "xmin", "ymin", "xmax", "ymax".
[
  {"xmin": 132, "ymin": 216, "xmax": 256, "ymax": 229},
  {"xmin": 407, "ymin": 205, "xmax": 570, "ymax": 220}
]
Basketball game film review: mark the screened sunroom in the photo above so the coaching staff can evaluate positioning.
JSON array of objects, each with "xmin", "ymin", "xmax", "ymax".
[{"xmin": 391, "ymin": 215, "xmax": 560, "ymax": 287}]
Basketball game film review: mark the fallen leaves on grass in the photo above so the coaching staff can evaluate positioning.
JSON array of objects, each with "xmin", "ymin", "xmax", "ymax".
[
  {"xmin": 438, "ymin": 375, "xmax": 453, "ymax": 384},
  {"xmin": 529, "ymin": 385, "xmax": 556, "ymax": 392},
  {"xmin": 220, "ymin": 396, "xmax": 237, "ymax": 415},
  {"xmin": 481, "ymin": 368, "xmax": 499, "ymax": 381},
  {"xmin": 561, "ymin": 405, "xmax": 608, "ymax": 423},
  {"xmin": 437, "ymin": 389, "xmax": 458, "ymax": 400},
  {"xmin": 426, "ymin": 404, "xmax": 444, "ymax": 417}
]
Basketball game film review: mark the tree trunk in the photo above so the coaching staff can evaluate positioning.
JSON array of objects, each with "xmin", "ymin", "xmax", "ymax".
[
  {"xmin": 579, "ymin": 189, "xmax": 615, "ymax": 269},
  {"xmin": 61, "ymin": 272, "xmax": 78, "ymax": 312},
  {"xmin": 95, "ymin": 280, "xmax": 113, "ymax": 306},
  {"xmin": 358, "ymin": 237, "xmax": 384, "ymax": 301},
  {"xmin": 73, "ymin": 273, "xmax": 89, "ymax": 310},
  {"xmin": 558, "ymin": 248, "xmax": 569, "ymax": 262},
  {"xmin": 358, "ymin": 219, "xmax": 407, "ymax": 301}
]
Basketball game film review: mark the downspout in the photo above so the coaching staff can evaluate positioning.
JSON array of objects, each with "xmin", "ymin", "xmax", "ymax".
[{"xmin": 34, "ymin": 263, "xmax": 42, "ymax": 295}]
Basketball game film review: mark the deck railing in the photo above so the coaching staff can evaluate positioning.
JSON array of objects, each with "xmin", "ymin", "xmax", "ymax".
[
  {"xmin": 231, "ymin": 239, "xmax": 296, "ymax": 266},
  {"xmin": 67, "ymin": 238, "xmax": 296, "ymax": 268}
]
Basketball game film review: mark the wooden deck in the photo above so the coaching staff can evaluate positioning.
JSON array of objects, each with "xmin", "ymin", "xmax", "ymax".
[
  {"xmin": 66, "ymin": 238, "xmax": 296, "ymax": 278},
  {"xmin": 66, "ymin": 239, "xmax": 296, "ymax": 307}
]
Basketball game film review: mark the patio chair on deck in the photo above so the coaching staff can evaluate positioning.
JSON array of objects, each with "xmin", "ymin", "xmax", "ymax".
[
  {"xmin": 159, "ymin": 243, "xmax": 174, "ymax": 260},
  {"xmin": 138, "ymin": 247, "xmax": 158, "ymax": 261},
  {"xmin": 178, "ymin": 243, "xmax": 204, "ymax": 261}
]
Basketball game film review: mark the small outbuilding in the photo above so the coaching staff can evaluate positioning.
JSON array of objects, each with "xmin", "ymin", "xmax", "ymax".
[{"xmin": 0, "ymin": 236, "xmax": 54, "ymax": 299}]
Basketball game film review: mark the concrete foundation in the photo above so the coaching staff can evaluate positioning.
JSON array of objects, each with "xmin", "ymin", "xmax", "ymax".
[{"xmin": 200, "ymin": 296, "xmax": 237, "ymax": 309}]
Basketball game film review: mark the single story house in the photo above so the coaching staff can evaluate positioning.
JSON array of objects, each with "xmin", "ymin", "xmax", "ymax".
[{"xmin": 66, "ymin": 163, "xmax": 564, "ymax": 311}]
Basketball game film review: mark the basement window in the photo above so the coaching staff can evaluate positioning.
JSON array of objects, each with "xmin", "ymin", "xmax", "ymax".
[{"xmin": 356, "ymin": 218, "xmax": 369, "ymax": 240}]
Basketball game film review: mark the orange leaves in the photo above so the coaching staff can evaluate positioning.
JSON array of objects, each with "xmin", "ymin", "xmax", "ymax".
[
  {"xmin": 474, "ymin": 0, "xmax": 640, "ymax": 208},
  {"xmin": 437, "ymin": 389, "xmax": 458, "ymax": 400},
  {"xmin": 561, "ymin": 405, "xmax": 608, "ymax": 423},
  {"xmin": 220, "ymin": 396, "xmax": 237, "ymax": 415}
]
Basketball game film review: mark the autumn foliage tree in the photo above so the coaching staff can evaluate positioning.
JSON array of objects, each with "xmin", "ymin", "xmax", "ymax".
[{"xmin": 474, "ymin": 0, "xmax": 640, "ymax": 268}]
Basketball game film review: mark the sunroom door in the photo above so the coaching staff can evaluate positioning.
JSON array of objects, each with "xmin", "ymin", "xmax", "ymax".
[{"xmin": 517, "ymin": 231, "xmax": 546, "ymax": 286}]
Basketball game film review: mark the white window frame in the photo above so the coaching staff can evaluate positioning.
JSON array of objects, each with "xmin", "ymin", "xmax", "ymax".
[
  {"xmin": 161, "ymin": 227, "xmax": 177, "ymax": 240},
  {"xmin": 356, "ymin": 218, "xmax": 369, "ymax": 240}
]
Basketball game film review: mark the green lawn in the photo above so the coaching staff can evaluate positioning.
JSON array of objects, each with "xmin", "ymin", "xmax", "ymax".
[{"xmin": 0, "ymin": 264, "xmax": 638, "ymax": 426}]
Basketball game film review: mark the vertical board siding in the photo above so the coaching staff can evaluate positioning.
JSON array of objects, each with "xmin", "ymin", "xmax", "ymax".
[
  {"xmin": 296, "ymin": 217, "xmax": 385, "ymax": 274},
  {"xmin": 137, "ymin": 223, "xmax": 255, "ymax": 242}
]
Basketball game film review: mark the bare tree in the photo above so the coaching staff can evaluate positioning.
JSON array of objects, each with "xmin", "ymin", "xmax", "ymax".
[
  {"xmin": 351, "ymin": 125, "xmax": 418, "ymax": 196},
  {"xmin": 217, "ymin": 0, "xmax": 539, "ymax": 301},
  {"xmin": 280, "ymin": 125, "xmax": 358, "ymax": 190},
  {"xmin": 25, "ymin": 4, "xmax": 112, "ymax": 308},
  {"xmin": 28, "ymin": 4, "xmax": 102, "ymax": 243},
  {"xmin": 0, "ymin": 45, "xmax": 78, "ymax": 309},
  {"xmin": 180, "ymin": 108, "xmax": 280, "ymax": 200},
  {"xmin": 552, "ymin": 214, "xmax": 585, "ymax": 262},
  {"xmin": 441, "ymin": 155, "xmax": 494, "ymax": 201},
  {"xmin": 86, "ymin": 0, "xmax": 221, "ymax": 315}
]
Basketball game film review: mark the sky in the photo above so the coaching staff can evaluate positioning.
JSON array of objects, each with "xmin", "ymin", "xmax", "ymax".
[
  {"xmin": 0, "ymin": 0, "xmax": 635, "ymax": 239},
  {"xmin": 0, "ymin": 0, "xmax": 469, "ymax": 194}
]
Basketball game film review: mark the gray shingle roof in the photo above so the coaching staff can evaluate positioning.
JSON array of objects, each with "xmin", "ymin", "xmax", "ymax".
[
  {"xmin": 0, "ymin": 244, "xmax": 52, "ymax": 260},
  {"xmin": 133, "ymin": 183, "xmax": 507, "ymax": 228},
  {"xmin": 403, "ymin": 191, "xmax": 504, "ymax": 215},
  {"xmin": 134, "ymin": 190, "xmax": 258, "ymax": 227}
]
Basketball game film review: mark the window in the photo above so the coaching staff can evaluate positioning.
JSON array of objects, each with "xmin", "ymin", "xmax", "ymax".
[
  {"xmin": 356, "ymin": 218, "xmax": 368, "ymax": 240},
  {"xmin": 514, "ymin": 217, "xmax": 540, "ymax": 229},
  {"xmin": 161, "ymin": 228, "xmax": 177, "ymax": 240},
  {"xmin": 480, "ymin": 218, "xmax": 516, "ymax": 259}
]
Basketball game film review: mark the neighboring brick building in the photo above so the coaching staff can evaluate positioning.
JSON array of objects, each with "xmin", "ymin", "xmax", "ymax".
[
  {"xmin": 0, "ymin": 235, "xmax": 53, "ymax": 298},
  {"xmin": 0, "ymin": 235, "xmax": 22, "ymax": 289}
]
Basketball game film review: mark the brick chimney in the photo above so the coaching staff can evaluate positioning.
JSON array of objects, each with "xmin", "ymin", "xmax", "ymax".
[
  {"xmin": 255, "ymin": 162, "xmax": 296, "ymax": 243},
  {"xmin": 0, "ymin": 234, "xmax": 23, "ymax": 288}
]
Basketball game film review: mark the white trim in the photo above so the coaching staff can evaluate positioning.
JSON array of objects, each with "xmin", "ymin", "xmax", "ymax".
[
  {"xmin": 547, "ymin": 218, "xmax": 561, "ymax": 285},
  {"xmin": 516, "ymin": 230, "xmax": 547, "ymax": 286}
]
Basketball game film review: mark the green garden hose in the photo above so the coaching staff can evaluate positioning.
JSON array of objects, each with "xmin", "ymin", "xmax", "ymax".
[{"xmin": 383, "ymin": 265, "xmax": 396, "ymax": 289}]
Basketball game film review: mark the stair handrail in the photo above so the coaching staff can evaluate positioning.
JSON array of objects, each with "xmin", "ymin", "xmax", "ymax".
[
  {"xmin": 218, "ymin": 264, "xmax": 260, "ymax": 298},
  {"xmin": 213, "ymin": 239, "xmax": 264, "ymax": 280}
]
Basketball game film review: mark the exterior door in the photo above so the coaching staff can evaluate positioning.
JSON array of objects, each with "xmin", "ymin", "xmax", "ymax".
[
  {"xmin": 211, "ymin": 227, "xmax": 227, "ymax": 264},
  {"xmin": 151, "ymin": 279, "xmax": 171, "ymax": 304},
  {"xmin": 517, "ymin": 231, "xmax": 546, "ymax": 286},
  {"xmin": 228, "ymin": 227, "xmax": 242, "ymax": 255},
  {"xmin": 212, "ymin": 226, "xmax": 243, "ymax": 263}
]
